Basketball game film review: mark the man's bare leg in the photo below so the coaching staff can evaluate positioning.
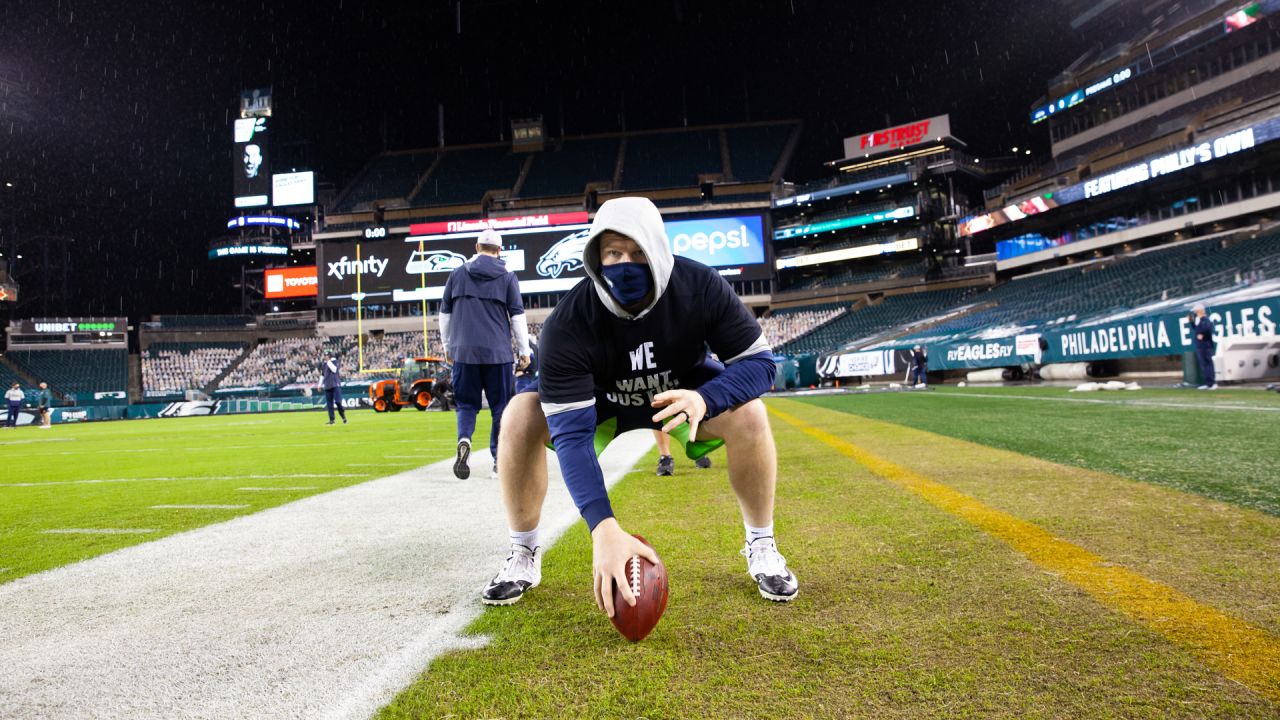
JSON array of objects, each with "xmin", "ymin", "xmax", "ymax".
[
  {"xmin": 498, "ymin": 392, "xmax": 549, "ymax": 532},
  {"xmin": 700, "ymin": 399, "xmax": 796, "ymax": 601},
  {"xmin": 482, "ymin": 392, "xmax": 551, "ymax": 605},
  {"xmin": 700, "ymin": 399, "xmax": 776, "ymax": 527}
]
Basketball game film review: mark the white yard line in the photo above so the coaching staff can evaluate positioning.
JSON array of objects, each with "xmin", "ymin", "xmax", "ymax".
[
  {"xmin": 236, "ymin": 486, "xmax": 321, "ymax": 491},
  {"xmin": 150, "ymin": 505, "xmax": 249, "ymax": 510},
  {"xmin": 2, "ymin": 474, "xmax": 366, "ymax": 488},
  {"xmin": 0, "ymin": 432, "xmax": 651, "ymax": 720},
  {"xmin": 937, "ymin": 391, "xmax": 1280, "ymax": 412}
]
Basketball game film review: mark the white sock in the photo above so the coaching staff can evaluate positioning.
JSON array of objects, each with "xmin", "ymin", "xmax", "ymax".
[
  {"xmin": 745, "ymin": 523, "xmax": 774, "ymax": 545},
  {"xmin": 510, "ymin": 527, "xmax": 539, "ymax": 550}
]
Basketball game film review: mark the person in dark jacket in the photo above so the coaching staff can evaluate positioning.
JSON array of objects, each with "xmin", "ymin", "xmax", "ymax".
[
  {"xmin": 479, "ymin": 197, "xmax": 797, "ymax": 611},
  {"xmin": 438, "ymin": 228, "xmax": 531, "ymax": 479},
  {"xmin": 35, "ymin": 382, "xmax": 53, "ymax": 429},
  {"xmin": 318, "ymin": 352, "xmax": 348, "ymax": 424},
  {"xmin": 911, "ymin": 345, "xmax": 928, "ymax": 387},
  {"xmin": 1192, "ymin": 303, "xmax": 1218, "ymax": 390}
]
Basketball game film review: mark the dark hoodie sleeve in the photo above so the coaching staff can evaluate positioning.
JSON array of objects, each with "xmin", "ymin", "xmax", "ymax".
[
  {"xmin": 507, "ymin": 272, "xmax": 524, "ymax": 316},
  {"xmin": 538, "ymin": 312, "xmax": 612, "ymax": 529},
  {"xmin": 694, "ymin": 270, "xmax": 775, "ymax": 417}
]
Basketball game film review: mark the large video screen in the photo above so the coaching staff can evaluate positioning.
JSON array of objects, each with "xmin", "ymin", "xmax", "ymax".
[
  {"xmin": 272, "ymin": 171, "xmax": 314, "ymax": 207},
  {"xmin": 233, "ymin": 117, "xmax": 270, "ymax": 208},
  {"xmin": 317, "ymin": 215, "xmax": 770, "ymax": 307}
]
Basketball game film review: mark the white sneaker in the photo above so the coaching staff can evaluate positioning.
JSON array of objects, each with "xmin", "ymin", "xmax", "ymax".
[
  {"xmin": 481, "ymin": 544, "xmax": 541, "ymax": 605},
  {"xmin": 741, "ymin": 537, "xmax": 799, "ymax": 602}
]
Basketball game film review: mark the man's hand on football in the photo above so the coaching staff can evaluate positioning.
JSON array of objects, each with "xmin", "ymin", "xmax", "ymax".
[
  {"xmin": 651, "ymin": 389, "xmax": 708, "ymax": 440},
  {"xmin": 590, "ymin": 518, "xmax": 659, "ymax": 618},
  {"xmin": 517, "ymin": 354, "xmax": 531, "ymax": 371}
]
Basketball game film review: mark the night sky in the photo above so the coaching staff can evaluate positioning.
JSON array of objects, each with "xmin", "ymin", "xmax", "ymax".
[{"xmin": 0, "ymin": 0, "xmax": 1085, "ymax": 319}]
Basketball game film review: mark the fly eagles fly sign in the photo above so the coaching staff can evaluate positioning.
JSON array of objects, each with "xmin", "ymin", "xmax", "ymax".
[{"xmin": 316, "ymin": 215, "xmax": 770, "ymax": 306}]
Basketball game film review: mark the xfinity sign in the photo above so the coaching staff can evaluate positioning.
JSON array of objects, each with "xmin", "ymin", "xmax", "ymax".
[
  {"xmin": 665, "ymin": 216, "xmax": 765, "ymax": 267},
  {"xmin": 327, "ymin": 255, "xmax": 389, "ymax": 280}
]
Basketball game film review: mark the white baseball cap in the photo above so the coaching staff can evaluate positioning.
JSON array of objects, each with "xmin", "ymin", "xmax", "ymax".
[{"xmin": 477, "ymin": 228, "xmax": 502, "ymax": 247}]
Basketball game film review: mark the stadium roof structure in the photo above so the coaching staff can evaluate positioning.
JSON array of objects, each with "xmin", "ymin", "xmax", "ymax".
[{"xmin": 321, "ymin": 120, "xmax": 801, "ymax": 232}]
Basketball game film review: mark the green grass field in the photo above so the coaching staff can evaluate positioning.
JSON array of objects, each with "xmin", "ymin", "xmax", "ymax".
[
  {"xmin": 0, "ymin": 409, "xmax": 466, "ymax": 580},
  {"xmin": 4, "ymin": 388, "xmax": 1279, "ymax": 717}
]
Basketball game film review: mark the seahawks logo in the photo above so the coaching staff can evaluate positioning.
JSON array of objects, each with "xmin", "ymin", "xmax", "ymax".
[{"xmin": 406, "ymin": 250, "xmax": 467, "ymax": 275}]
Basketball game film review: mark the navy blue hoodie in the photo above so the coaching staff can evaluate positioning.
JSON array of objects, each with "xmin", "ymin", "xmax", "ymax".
[{"xmin": 440, "ymin": 254, "xmax": 525, "ymax": 364}]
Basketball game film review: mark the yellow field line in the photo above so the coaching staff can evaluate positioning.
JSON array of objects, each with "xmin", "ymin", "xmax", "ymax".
[{"xmin": 768, "ymin": 405, "xmax": 1280, "ymax": 703}]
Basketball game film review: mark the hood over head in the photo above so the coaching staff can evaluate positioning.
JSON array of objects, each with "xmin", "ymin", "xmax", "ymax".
[
  {"xmin": 581, "ymin": 197, "xmax": 674, "ymax": 319},
  {"xmin": 466, "ymin": 252, "xmax": 508, "ymax": 280}
]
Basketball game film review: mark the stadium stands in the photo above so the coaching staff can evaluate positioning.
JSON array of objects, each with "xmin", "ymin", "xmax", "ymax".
[
  {"xmin": 761, "ymin": 303, "xmax": 849, "ymax": 348},
  {"xmin": 900, "ymin": 232, "xmax": 1280, "ymax": 342},
  {"xmin": 6, "ymin": 349, "xmax": 128, "ymax": 398},
  {"xmin": 141, "ymin": 342, "xmax": 247, "ymax": 397},
  {"xmin": 519, "ymin": 137, "xmax": 620, "ymax": 198},
  {"xmin": 411, "ymin": 147, "xmax": 526, "ymax": 207},
  {"xmin": 778, "ymin": 288, "xmax": 979, "ymax": 355},
  {"xmin": 726, "ymin": 124, "xmax": 795, "ymax": 182},
  {"xmin": 334, "ymin": 151, "xmax": 436, "ymax": 212},
  {"xmin": 621, "ymin": 130, "xmax": 723, "ymax": 191},
  {"xmin": 146, "ymin": 315, "xmax": 255, "ymax": 329}
]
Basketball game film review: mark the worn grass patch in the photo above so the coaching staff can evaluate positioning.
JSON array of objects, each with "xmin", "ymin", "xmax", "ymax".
[
  {"xmin": 378, "ymin": 400, "xmax": 1275, "ymax": 719},
  {"xmin": 0, "ymin": 409, "xmax": 463, "ymax": 581},
  {"xmin": 793, "ymin": 385, "xmax": 1280, "ymax": 516}
]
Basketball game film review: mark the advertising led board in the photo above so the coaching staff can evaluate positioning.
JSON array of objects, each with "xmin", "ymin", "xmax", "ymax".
[
  {"xmin": 842, "ymin": 115, "xmax": 951, "ymax": 159},
  {"xmin": 408, "ymin": 212, "xmax": 589, "ymax": 236},
  {"xmin": 209, "ymin": 244, "xmax": 289, "ymax": 260},
  {"xmin": 264, "ymin": 266, "xmax": 319, "ymax": 299},
  {"xmin": 233, "ymin": 117, "xmax": 270, "ymax": 208},
  {"xmin": 317, "ymin": 215, "xmax": 771, "ymax": 306},
  {"xmin": 962, "ymin": 118, "xmax": 1278, "ymax": 237},
  {"xmin": 773, "ymin": 206, "xmax": 915, "ymax": 240},
  {"xmin": 19, "ymin": 318, "xmax": 127, "ymax": 334},
  {"xmin": 226, "ymin": 216, "xmax": 301, "ymax": 231},
  {"xmin": 1031, "ymin": 66, "xmax": 1135, "ymax": 124},
  {"xmin": 776, "ymin": 237, "xmax": 919, "ymax": 269},
  {"xmin": 272, "ymin": 171, "xmax": 315, "ymax": 207}
]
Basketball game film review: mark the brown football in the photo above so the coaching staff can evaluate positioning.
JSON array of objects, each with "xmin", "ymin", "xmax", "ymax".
[{"xmin": 610, "ymin": 534, "xmax": 669, "ymax": 642}]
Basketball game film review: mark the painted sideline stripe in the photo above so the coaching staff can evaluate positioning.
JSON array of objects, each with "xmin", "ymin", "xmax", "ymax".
[
  {"xmin": 2, "ymin": 474, "xmax": 363, "ymax": 488},
  {"xmin": 150, "ymin": 505, "xmax": 249, "ymax": 510},
  {"xmin": 42, "ymin": 529, "xmax": 156, "ymax": 535},
  {"xmin": 769, "ymin": 405, "xmax": 1280, "ymax": 703},
  {"xmin": 238, "ymin": 486, "xmax": 320, "ymax": 491},
  {"xmin": 938, "ymin": 390, "xmax": 1280, "ymax": 413}
]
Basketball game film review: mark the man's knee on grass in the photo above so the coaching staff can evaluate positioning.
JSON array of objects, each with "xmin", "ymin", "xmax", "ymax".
[{"xmin": 701, "ymin": 398, "xmax": 772, "ymax": 444}]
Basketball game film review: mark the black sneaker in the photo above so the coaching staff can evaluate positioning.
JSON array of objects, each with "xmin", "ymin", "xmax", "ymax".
[
  {"xmin": 656, "ymin": 455, "xmax": 674, "ymax": 476},
  {"xmin": 453, "ymin": 439, "xmax": 471, "ymax": 479},
  {"xmin": 695, "ymin": 455, "xmax": 712, "ymax": 469},
  {"xmin": 741, "ymin": 537, "xmax": 799, "ymax": 602},
  {"xmin": 481, "ymin": 544, "xmax": 541, "ymax": 605}
]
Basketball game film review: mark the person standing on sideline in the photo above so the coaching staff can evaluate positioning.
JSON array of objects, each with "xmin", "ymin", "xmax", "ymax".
[
  {"xmin": 1192, "ymin": 303, "xmax": 1218, "ymax": 390},
  {"xmin": 35, "ymin": 382, "xmax": 53, "ymax": 429},
  {"xmin": 911, "ymin": 345, "xmax": 929, "ymax": 388},
  {"xmin": 4, "ymin": 382, "xmax": 23, "ymax": 428},
  {"xmin": 319, "ymin": 352, "xmax": 348, "ymax": 424},
  {"xmin": 652, "ymin": 430, "xmax": 712, "ymax": 475},
  {"xmin": 439, "ymin": 228, "xmax": 531, "ymax": 479}
]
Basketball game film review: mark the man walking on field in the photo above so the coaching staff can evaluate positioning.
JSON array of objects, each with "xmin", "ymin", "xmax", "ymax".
[{"xmin": 439, "ymin": 228, "xmax": 532, "ymax": 479}]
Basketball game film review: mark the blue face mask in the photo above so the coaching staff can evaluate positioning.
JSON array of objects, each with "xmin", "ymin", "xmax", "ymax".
[{"xmin": 600, "ymin": 262, "xmax": 653, "ymax": 307}]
